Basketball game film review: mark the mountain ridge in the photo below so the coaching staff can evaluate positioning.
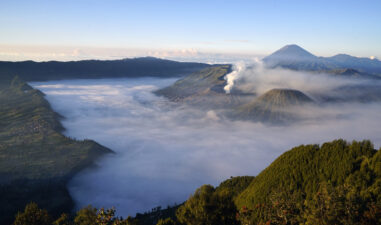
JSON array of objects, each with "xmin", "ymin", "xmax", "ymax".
[
  {"xmin": 263, "ymin": 44, "xmax": 381, "ymax": 76},
  {"xmin": 0, "ymin": 57, "xmax": 212, "ymax": 81}
]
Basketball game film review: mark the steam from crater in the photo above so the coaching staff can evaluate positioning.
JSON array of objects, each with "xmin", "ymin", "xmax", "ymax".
[
  {"xmin": 223, "ymin": 59, "xmax": 363, "ymax": 96},
  {"xmin": 31, "ymin": 76, "xmax": 381, "ymax": 218},
  {"xmin": 223, "ymin": 62, "xmax": 246, "ymax": 93}
]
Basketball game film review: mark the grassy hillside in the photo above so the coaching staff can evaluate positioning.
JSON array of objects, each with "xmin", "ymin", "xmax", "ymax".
[{"xmin": 0, "ymin": 75, "xmax": 112, "ymax": 224}]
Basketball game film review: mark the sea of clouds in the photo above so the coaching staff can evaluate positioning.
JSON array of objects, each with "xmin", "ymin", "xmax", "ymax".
[{"xmin": 31, "ymin": 74, "xmax": 381, "ymax": 217}]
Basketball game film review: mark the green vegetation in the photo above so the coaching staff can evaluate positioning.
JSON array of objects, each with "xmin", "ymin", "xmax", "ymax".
[
  {"xmin": 235, "ymin": 140, "xmax": 379, "ymax": 207},
  {"xmin": 13, "ymin": 203, "xmax": 139, "ymax": 225},
  {"xmin": 0, "ymin": 75, "xmax": 111, "ymax": 224},
  {"xmin": 1, "ymin": 66, "xmax": 381, "ymax": 224},
  {"xmin": 0, "ymin": 76, "xmax": 111, "ymax": 180},
  {"xmin": 215, "ymin": 176, "xmax": 255, "ymax": 198},
  {"xmin": 135, "ymin": 205, "xmax": 180, "ymax": 225},
  {"xmin": 7, "ymin": 140, "xmax": 381, "ymax": 225},
  {"xmin": 232, "ymin": 139, "xmax": 381, "ymax": 224},
  {"xmin": 158, "ymin": 139, "xmax": 381, "ymax": 225},
  {"xmin": 176, "ymin": 185, "xmax": 238, "ymax": 225}
]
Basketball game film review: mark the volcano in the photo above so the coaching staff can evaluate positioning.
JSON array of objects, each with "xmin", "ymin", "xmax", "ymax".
[{"xmin": 236, "ymin": 89, "xmax": 314, "ymax": 124}]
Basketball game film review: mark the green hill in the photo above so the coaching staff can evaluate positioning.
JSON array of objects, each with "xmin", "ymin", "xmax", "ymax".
[
  {"xmin": 0, "ymin": 75, "xmax": 112, "ymax": 224},
  {"xmin": 168, "ymin": 139, "xmax": 381, "ymax": 225},
  {"xmin": 145, "ymin": 139, "xmax": 380, "ymax": 225},
  {"xmin": 234, "ymin": 139, "xmax": 381, "ymax": 223}
]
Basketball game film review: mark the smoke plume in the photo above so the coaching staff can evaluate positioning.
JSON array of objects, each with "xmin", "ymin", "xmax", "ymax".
[{"xmin": 30, "ymin": 75, "xmax": 381, "ymax": 217}]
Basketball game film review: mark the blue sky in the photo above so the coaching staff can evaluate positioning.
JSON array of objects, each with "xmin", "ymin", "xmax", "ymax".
[{"xmin": 0, "ymin": 0, "xmax": 380, "ymax": 61}]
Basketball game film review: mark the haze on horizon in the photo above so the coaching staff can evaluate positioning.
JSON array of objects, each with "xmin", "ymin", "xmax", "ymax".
[{"xmin": 1, "ymin": 0, "xmax": 381, "ymax": 62}]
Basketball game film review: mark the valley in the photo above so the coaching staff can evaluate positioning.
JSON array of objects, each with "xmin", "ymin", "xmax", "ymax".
[
  {"xmin": 31, "ymin": 73, "xmax": 381, "ymax": 219},
  {"xmin": 1, "ymin": 45, "xmax": 381, "ymax": 224}
]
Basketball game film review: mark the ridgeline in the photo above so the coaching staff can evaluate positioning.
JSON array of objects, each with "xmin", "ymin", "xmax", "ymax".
[{"xmin": 0, "ymin": 75, "xmax": 112, "ymax": 224}]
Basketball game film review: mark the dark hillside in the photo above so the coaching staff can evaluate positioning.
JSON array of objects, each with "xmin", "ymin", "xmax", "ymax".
[
  {"xmin": 155, "ymin": 65, "xmax": 253, "ymax": 108},
  {"xmin": 0, "ymin": 57, "xmax": 211, "ymax": 81},
  {"xmin": 235, "ymin": 89, "xmax": 314, "ymax": 124},
  {"xmin": 0, "ymin": 75, "xmax": 111, "ymax": 224}
]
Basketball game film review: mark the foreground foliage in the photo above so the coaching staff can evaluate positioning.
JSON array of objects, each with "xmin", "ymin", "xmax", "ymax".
[
  {"xmin": 176, "ymin": 185, "xmax": 239, "ymax": 225},
  {"xmin": 163, "ymin": 140, "xmax": 381, "ymax": 225},
  {"xmin": 12, "ymin": 180, "xmax": 380, "ymax": 225},
  {"xmin": 8, "ymin": 140, "xmax": 381, "ymax": 225}
]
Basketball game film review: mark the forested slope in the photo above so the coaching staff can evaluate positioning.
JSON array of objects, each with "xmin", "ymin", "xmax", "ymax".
[
  {"xmin": 165, "ymin": 140, "xmax": 381, "ymax": 225},
  {"xmin": 7, "ymin": 140, "xmax": 381, "ymax": 224}
]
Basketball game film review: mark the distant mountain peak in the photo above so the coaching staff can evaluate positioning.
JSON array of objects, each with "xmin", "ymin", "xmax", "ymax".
[
  {"xmin": 266, "ymin": 44, "xmax": 317, "ymax": 60},
  {"xmin": 263, "ymin": 45, "xmax": 381, "ymax": 75},
  {"xmin": 279, "ymin": 44, "xmax": 307, "ymax": 51}
]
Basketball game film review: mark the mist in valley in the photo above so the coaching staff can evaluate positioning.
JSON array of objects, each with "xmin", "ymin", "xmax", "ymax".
[{"xmin": 30, "ymin": 69, "xmax": 381, "ymax": 217}]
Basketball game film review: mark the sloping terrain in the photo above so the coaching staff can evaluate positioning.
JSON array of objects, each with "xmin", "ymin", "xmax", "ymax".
[
  {"xmin": 155, "ymin": 65, "xmax": 231, "ymax": 100},
  {"xmin": 155, "ymin": 65, "xmax": 251, "ymax": 108},
  {"xmin": 0, "ymin": 57, "xmax": 211, "ymax": 81},
  {"xmin": 156, "ymin": 67, "xmax": 315, "ymax": 124},
  {"xmin": 263, "ymin": 44, "xmax": 333, "ymax": 71},
  {"xmin": 263, "ymin": 44, "xmax": 381, "ymax": 77},
  {"xmin": 234, "ymin": 139, "xmax": 381, "ymax": 223},
  {"xmin": 0, "ymin": 75, "xmax": 111, "ymax": 224},
  {"xmin": 149, "ymin": 139, "xmax": 381, "ymax": 225},
  {"xmin": 235, "ymin": 89, "xmax": 314, "ymax": 124}
]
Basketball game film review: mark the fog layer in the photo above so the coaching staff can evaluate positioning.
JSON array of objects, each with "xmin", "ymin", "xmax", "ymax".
[
  {"xmin": 31, "ymin": 77, "xmax": 381, "ymax": 217},
  {"xmin": 225, "ymin": 60, "xmax": 364, "ymax": 96}
]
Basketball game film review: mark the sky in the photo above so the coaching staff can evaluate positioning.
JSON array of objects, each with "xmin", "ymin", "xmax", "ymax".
[{"xmin": 1, "ymin": 0, "xmax": 380, "ymax": 61}]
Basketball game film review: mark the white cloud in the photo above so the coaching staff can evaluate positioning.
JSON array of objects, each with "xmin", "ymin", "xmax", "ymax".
[
  {"xmin": 30, "ymin": 77, "xmax": 381, "ymax": 217},
  {"xmin": 370, "ymin": 56, "xmax": 378, "ymax": 60}
]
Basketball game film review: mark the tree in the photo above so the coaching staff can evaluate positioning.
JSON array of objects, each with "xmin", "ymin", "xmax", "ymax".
[
  {"xmin": 156, "ymin": 217, "xmax": 176, "ymax": 225},
  {"xmin": 13, "ymin": 202, "xmax": 51, "ymax": 225},
  {"xmin": 74, "ymin": 205, "xmax": 97, "ymax": 225},
  {"xmin": 176, "ymin": 185, "xmax": 238, "ymax": 225},
  {"xmin": 53, "ymin": 213, "xmax": 72, "ymax": 225}
]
